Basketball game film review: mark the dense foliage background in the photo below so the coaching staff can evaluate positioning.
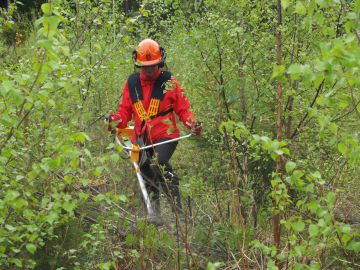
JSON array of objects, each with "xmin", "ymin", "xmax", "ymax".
[{"xmin": 1, "ymin": 0, "xmax": 359, "ymax": 269}]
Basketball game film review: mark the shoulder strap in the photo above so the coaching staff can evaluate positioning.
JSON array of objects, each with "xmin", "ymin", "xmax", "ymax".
[
  {"xmin": 128, "ymin": 73, "xmax": 142, "ymax": 103},
  {"xmin": 128, "ymin": 71, "xmax": 172, "ymax": 103},
  {"xmin": 152, "ymin": 71, "xmax": 172, "ymax": 100},
  {"xmin": 128, "ymin": 71, "xmax": 173, "ymax": 121}
]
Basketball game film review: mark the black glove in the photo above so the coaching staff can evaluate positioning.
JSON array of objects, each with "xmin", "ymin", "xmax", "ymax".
[{"xmin": 104, "ymin": 114, "xmax": 112, "ymax": 123}]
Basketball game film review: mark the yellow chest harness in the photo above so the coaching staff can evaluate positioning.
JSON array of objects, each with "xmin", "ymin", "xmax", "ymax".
[{"xmin": 128, "ymin": 71, "xmax": 172, "ymax": 121}]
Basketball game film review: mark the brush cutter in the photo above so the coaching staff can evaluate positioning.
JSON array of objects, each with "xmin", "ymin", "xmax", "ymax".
[{"xmin": 111, "ymin": 126, "xmax": 192, "ymax": 218}]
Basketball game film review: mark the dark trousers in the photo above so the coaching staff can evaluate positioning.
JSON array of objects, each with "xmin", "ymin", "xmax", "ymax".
[{"xmin": 140, "ymin": 138, "xmax": 182, "ymax": 214}]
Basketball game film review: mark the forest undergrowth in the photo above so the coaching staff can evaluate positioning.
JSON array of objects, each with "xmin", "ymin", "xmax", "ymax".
[{"xmin": 0, "ymin": 0, "xmax": 360, "ymax": 269}]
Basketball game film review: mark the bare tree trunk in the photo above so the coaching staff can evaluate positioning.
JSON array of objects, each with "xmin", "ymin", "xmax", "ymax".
[
  {"xmin": 237, "ymin": 14, "xmax": 249, "ymax": 186},
  {"xmin": 226, "ymin": 130, "xmax": 245, "ymax": 227},
  {"xmin": 224, "ymin": 129, "xmax": 250, "ymax": 269},
  {"xmin": 273, "ymin": 0, "xmax": 283, "ymax": 253},
  {"xmin": 286, "ymin": 95, "xmax": 293, "ymax": 138},
  {"xmin": 286, "ymin": 11, "xmax": 300, "ymax": 139}
]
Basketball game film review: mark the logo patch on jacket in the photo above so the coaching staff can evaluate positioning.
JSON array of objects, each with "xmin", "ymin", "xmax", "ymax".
[{"xmin": 163, "ymin": 79, "xmax": 176, "ymax": 94}]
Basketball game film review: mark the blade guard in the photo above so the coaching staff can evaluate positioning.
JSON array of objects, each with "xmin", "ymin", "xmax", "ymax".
[
  {"xmin": 115, "ymin": 126, "xmax": 134, "ymax": 140},
  {"xmin": 115, "ymin": 126, "xmax": 140, "ymax": 163}
]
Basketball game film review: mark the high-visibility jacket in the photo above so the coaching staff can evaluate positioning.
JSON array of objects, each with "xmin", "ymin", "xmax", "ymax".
[{"xmin": 111, "ymin": 69, "xmax": 195, "ymax": 143}]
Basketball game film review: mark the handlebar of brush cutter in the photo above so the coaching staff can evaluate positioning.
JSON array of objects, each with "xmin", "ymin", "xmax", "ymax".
[{"xmin": 115, "ymin": 131, "xmax": 192, "ymax": 151}]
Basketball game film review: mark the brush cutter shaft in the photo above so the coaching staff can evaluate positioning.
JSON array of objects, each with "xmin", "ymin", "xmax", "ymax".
[{"xmin": 133, "ymin": 161, "xmax": 154, "ymax": 215}]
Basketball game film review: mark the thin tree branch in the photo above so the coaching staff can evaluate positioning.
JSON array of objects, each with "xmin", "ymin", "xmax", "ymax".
[
  {"xmin": 215, "ymin": 32, "xmax": 231, "ymax": 120},
  {"xmin": 331, "ymin": 99, "xmax": 360, "ymax": 122},
  {"xmin": 199, "ymin": 50, "xmax": 221, "ymax": 85},
  {"xmin": 290, "ymin": 80, "xmax": 325, "ymax": 139},
  {"xmin": 356, "ymin": 29, "xmax": 360, "ymax": 45},
  {"xmin": 335, "ymin": 2, "xmax": 344, "ymax": 38}
]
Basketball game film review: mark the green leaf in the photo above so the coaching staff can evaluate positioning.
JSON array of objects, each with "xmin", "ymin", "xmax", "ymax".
[
  {"xmin": 207, "ymin": 262, "xmax": 223, "ymax": 270},
  {"xmin": 341, "ymin": 234, "xmax": 352, "ymax": 245},
  {"xmin": 337, "ymin": 142, "xmax": 349, "ymax": 155},
  {"xmin": 316, "ymin": 0, "xmax": 330, "ymax": 8},
  {"xmin": 281, "ymin": 0, "xmax": 291, "ymax": 10},
  {"xmin": 63, "ymin": 201, "xmax": 76, "ymax": 213},
  {"xmin": 125, "ymin": 234, "xmax": 137, "ymax": 247},
  {"xmin": 347, "ymin": 241, "xmax": 360, "ymax": 252},
  {"xmin": 292, "ymin": 220, "xmax": 305, "ymax": 233},
  {"xmin": 267, "ymin": 259, "xmax": 279, "ymax": 270},
  {"xmin": 94, "ymin": 167, "xmax": 104, "ymax": 177},
  {"xmin": 74, "ymin": 132, "xmax": 90, "ymax": 143},
  {"xmin": 340, "ymin": 225, "xmax": 351, "ymax": 234},
  {"xmin": 106, "ymin": 143, "xmax": 115, "ymax": 149},
  {"xmin": 64, "ymin": 149, "xmax": 81, "ymax": 159},
  {"xmin": 329, "ymin": 123, "xmax": 338, "ymax": 134},
  {"xmin": 304, "ymin": 183, "xmax": 314, "ymax": 193},
  {"xmin": 285, "ymin": 161, "xmax": 296, "ymax": 173},
  {"xmin": 9, "ymin": 258, "xmax": 22, "ymax": 267},
  {"xmin": 5, "ymin": 224, "xmax": 17, "ymax": 232},
  {"xmin": 325, "ymin": 192, "xmax": 336, "ymax": 205},
  {"xmin": 26, "ymin": 243, "xmax": 37, "ymax": 254},
  {"xmin": 140, "ymin": 8, "xmax": 149, "ymax": 17},
  {"xmin": 97, "ymin": 261, "xmax": 115, "ymax": 270},
  {"xmin": 271, "ymin": 64, "xmax": 285, "ymax": 80},
  {"xmin": 308, "ymin": 224, "xmax": 319, "ymax": 237},
  {"xmin": 282, "ymin": 148, "xmax": 290, "ymax": 155},
  {"xmin": 23, "ymin": 209, "xmax": 35, "ymax": 220},
  {"xmin": 41, "ymin": 3, "xmax": 52, "ymax": 15},
  {"xmin": 110, "ymin": 153, "xmax": 119, "ymax": 162},
  {"xmin": 94, "ymin": 194, "xmax": 105, "ymax": 202},
  {"xmin": 37, "ymin": 39, "xmax": 53, "ymax": 49},
  {"xmin": 45, "ymin": 211, "xmax": 59, "ymax": 225},
  {"xmin": 288, "ymin": 63, "xmax": 303, "ymax": 74},
  {"xmin": 118, "ymin": 195, "xmax": 127, "ymax": 202},
  {"xmin": 295, "ymin": 2, "xmax": 306, "ymax": 15},
  {"xmin": 47, "ymin": 16, "xmax": 61, "ymax": 31},
  {"xmin": 9, "ymin": 89, "xmax": 24, "ymax": 106},
  {"xmin": 14, "ymin": 198, "xmax": 28, "ymax": 211},
  {"xmin": 42, "ymin": 16, "xmax": 61, "ymax": 37},
  {"xmin": 287, "ymin": 63, "xmax": 310, "ymax": 80},
  {"xmin": 294, "ymin": 245, "xmax": 304, "ymax": 257},
  {"xmin": 0, "ymin": 80, "xmax": 14, "ymax": 95},
  {"xmin": 5, "ymin": 190, "xmax": 20, "ymax": 202}
]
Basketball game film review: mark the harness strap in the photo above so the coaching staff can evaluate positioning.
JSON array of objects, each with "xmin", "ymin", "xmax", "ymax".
[
  {"xmin": 148, "ymin": 98, "xmax": 160, "ymax": 118},
  {"xmin": 128, "ymin": 71, "xmax": 173, "ymax": 142},
  {"xmin": 127, "ymin": 71, "xmax": 172, "ymax": 121},
  {"xmin": 149, "ymin": 108, "xmax": 173, "ymax": 119},
  {"xmin": 134, "ymin": 101, "xmax": 146, "ymax": 120},
  {"xmin": 140, "ymin": 108, "xmax": 174, "ymax": 131},
  {"xmin": 140, "ymin": 108, "xmax": 174, "ymax": 143}
]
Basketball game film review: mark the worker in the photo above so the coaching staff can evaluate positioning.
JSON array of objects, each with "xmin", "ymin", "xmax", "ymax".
[{"xmin": 105, "ymin": 38, "xmax": 201, "ymax": 218}]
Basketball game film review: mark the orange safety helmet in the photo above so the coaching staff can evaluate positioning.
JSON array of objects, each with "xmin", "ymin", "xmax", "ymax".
[{"xmin": 132, "ymin": 39, "xmax": 166, "ymax": 67}]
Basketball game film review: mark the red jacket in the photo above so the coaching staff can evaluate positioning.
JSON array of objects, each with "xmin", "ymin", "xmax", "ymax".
[{"xmin": 111, "ymin": 69, "xmax": 195, "ymax": 143}]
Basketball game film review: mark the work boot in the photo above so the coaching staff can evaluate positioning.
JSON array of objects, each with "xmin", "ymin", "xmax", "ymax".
[{"xmin": 161, "ymin": 171, "xmax": 184, "ymax": 213}]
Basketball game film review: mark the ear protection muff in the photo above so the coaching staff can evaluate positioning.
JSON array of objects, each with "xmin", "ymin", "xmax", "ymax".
[
  {"xmin": 158, "ymin": 46, "xmax": 166, "ymax": 68},
  {"xmin": 132, "ymin": 50, "xmax": 137, "ymax": 63}
]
